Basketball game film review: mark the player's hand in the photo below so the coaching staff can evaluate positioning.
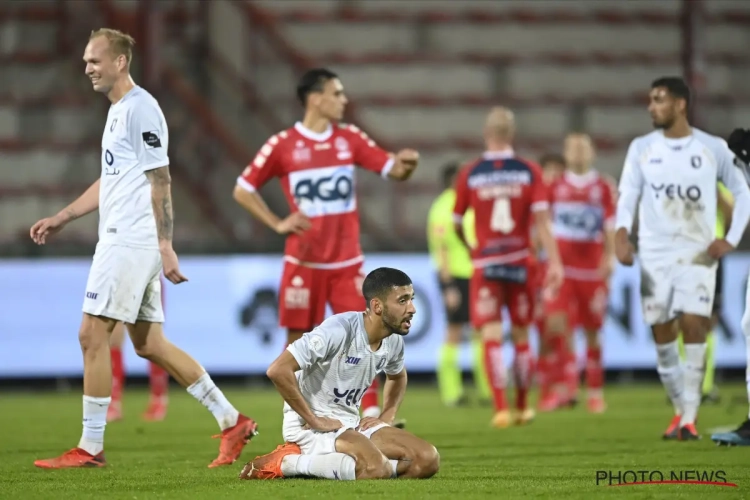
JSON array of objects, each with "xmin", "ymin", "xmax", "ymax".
[
  {"xmin": 305, "ymin": 416, "xmax": 344, "ymax": 433},
  {"xmin": 396, "ymin": 148, "xmax": 419, "ymax": 166},
  {"xmin": 275, "ymin": 212, "xmax": 312, "ymax": 236},
  {"xmin": 614, "ymin": 229, "xmax": 635, "ymax": 266},
  {"xmin": 357, "ymin": 416, "xmax": 387, "ymax": 432},
  {"xmin": 707, "ymin": 238, "xmax": 734, "ymax": 260},
  {"xmin": 29, "ymin": 214, "xmax": 66, "ymax": 245},
  {"xmin": 598, "ymin": 256, "xmax": 614, "ymax": 281},
  {"xmin": 543, "ymin": 260, "xmax": 564, "ymax": 298},
  {"xmin": 443, "ymin": 286, "xmax": 461, "ymax": 312},
  {"xmin": 160, "ymin": 246, "xmax": 188, "ymax": 284}
]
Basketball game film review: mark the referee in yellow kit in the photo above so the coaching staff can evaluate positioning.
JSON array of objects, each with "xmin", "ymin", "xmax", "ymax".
[{"xmin": 427, "ymin": 163, "xmax": 491, "ymax": 406}]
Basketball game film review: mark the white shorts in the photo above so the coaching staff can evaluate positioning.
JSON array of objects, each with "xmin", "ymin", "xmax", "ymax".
[
  {"xmin": 282, "ymin": 412, "xmax": 390, "ymax": 456},
  {"xmin": 82, "ymin": 243, "xmax": 164, "ymax": 324},
  {"xmin": 639, "ymin": 257, "xmax": 717, "ymax": 325}
]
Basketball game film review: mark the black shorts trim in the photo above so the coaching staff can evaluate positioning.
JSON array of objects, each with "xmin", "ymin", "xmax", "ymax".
[{"xmin": 438, "ymin": 275, "xmax": 470, "ymax": 324}]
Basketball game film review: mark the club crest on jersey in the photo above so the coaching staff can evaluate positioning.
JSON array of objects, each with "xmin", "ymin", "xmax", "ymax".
[
  {"xmin": 109, "ymin": 119, "xmax": 117, "ymax": 132},
  {"xmin": 335, "ymin": 137, "xmax": 351, "ymax": 160},
  {"xmin": 376, "ymin": 358, "xmax": 387, "ymax": 372},
  {"xmin": 293, "ymin": 141, "xmax": 311, "ymax": 163},
  {"xmin": 589, "ymin": 185, "xmax": 602, "ymax": 202},
  {"xmin": 691, "ymin": 155, "xmax": 702, "ymax": 169}
]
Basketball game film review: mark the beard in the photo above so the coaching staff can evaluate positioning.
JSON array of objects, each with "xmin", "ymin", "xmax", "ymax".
[
  {"xmin": 382, "ymin": 307, "xmax": 411, "ymax": 336},
  {"xmin": 652, "ymin": 116, "xmax": 675, "ymax": 130}
]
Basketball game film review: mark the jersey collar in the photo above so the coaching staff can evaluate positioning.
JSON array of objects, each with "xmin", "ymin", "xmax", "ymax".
[
  {"xmin": 295, "ymin": 121, "xmax": 333, "ymax": 142},
  {"xmin": 482, "ymin": 149, "xmax": 515, "ymax": 160},
  {"xmin": 564, "ymin": 169, "xmax": 598, "ymax": 188}
]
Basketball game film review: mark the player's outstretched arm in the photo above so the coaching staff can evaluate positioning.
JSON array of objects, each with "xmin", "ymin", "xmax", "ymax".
[
  {"xmin": 386, "ymin": 149, "xmax": 420, "ymax": 181},
  {"xmin": 375, "ymin": 369, "xmax": 407, "ymax": 427},
  {"xmin": 145, "ymin": 166, "xmax": 187, "ymax": 284},
  {"xmin": 266, "ymin": 351, "xmax": 343, "ymax": 432},
  {"xmin": 30, "ymin": 179, "xmax": 100, "ymax": 245}
]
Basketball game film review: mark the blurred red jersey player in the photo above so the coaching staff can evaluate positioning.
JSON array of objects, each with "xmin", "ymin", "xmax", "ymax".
[
  {"xmin": 233, "ymin": 68, "xmax": 419, "ymax": 420},
  {"xmin": 544, "ymin": 133, "xmax": 617, "ymax": 413},
  {"xmin": 453, "ymin": 107, "xmax": 563, "ymax": 429}
]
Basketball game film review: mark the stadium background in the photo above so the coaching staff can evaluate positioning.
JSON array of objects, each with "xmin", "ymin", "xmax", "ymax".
[{"xmin": 2, "ymin": 0, "xmax": 750, "ymax": 385}]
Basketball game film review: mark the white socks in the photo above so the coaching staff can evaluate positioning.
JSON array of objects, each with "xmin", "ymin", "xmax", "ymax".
[
  {"xmin": 655, "ymin": 341, "xmax": 684, "ymax": 417},
  {"xmin": 78, "ymin": 395, "xmax": 111, "ymax": 456},
  {"xmin": 280, "ymin": 455, "xmax": 398, "ymax": 480},
  {"xmin": 281, "ymin": 453, "xmax": 357, "ymax": 480},
  {"xmin": 681, "ymin": 343, "xmax": 706, "ymax": 426},
  {"xmin": 186, "ymin": 372, "xmax": 239, "ymax": 430}
]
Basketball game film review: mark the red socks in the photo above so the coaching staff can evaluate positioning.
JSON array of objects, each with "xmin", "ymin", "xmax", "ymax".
[
  {"xmin": 149, "ymin": 363, "xmax": 169, "ymax": 400},
  {"xmin": 110, "ymin": 347, "xmax": 124, "ymax": 404},
  {"xmin": 484, "ymin": 340, "xmax": 508, "ymax": 411},
  {"xmin": 513, "ymin": 343, "xmax": 534, "ymax": 411},
  {"xmin": 585, "ymin": 347, "xmax": 603, "ymax": 392}
]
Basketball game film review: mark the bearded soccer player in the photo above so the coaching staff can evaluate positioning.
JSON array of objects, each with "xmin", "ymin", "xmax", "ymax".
[
  {"xmin": 543, "ymin": 133, "xmax": 617, "ymax": 414},
  {"xmin": 233, "ymin": 68, "xmax": 419, "ymax": 421},
  {"xmin": 453, "ymin": 107, "xmax": 564, "ymax": 428},
  {"xmin": 107, "ymin": 277, "xmax": 169, "ymax": 422},
  {"xmin": 239, "ymin": 268, "xmax": 439, "ymax": 480},
  {"xmin": 616, "ymin": 78, "xmax": 750, "ymax": 440},
  {"xmin": 31, "ymin": 29, "xmax": 257, "ymax": 468}
]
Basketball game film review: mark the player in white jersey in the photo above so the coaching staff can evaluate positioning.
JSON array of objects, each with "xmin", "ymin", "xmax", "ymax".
[
  {"xmin": 239, "ymin": 268, "xmax": 439, "ymax": 481},
  {"xmin": 713, "ymin": 128, "xmax": 750, "ymax": 446},
  {"xmin": 29, "ymin": 29, "xmax": 257, "ymax": 469},
  {"xmin": 615, "ymin": 77, "xmax": 750, "ymax": 441}
]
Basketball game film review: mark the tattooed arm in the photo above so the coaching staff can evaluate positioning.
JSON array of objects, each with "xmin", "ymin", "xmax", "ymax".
[{"xmin": 145, "ymin": 165, "xmax": 187, "ymax": 284}]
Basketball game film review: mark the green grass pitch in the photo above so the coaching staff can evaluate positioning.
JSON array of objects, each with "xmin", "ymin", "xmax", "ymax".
[{"xmin": 1, "ymin": 384, "xmax": 749, "ymax": 499}]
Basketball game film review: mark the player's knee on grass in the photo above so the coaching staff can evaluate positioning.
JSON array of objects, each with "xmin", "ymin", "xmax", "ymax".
[
  {"xmin": 79, "ymin": 313, "xmax": 117, "ymax": 352},
  {"xmin": 679, "ymin": 314, "xmax": 710, "ymax": 343},
  {"xmin": 480, "ymin": 322, "xmax": 503, "ymax": 342},
  {"xmin": 369, "ymin": 427, "xmax": 439, "ymax": 479},
  {"xmin": 335, "ymin": 429, "xmax": 392, "ymax": 479}
]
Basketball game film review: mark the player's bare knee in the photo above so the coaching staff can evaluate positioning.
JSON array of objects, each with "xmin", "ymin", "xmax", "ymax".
[
  {"xmin": 410, "ymin": 444, "xmax": 440, "ymax": 479},
  {"xmin": 584, "ymin": 329, "xmax": 600, "ymax": 348},
  {"xmin": 680, "ymin": 315, "xmax": 709, "ymax": 343},
  {"xmin": 546, "ymin": 314, "xmax": 567, "ymax": 336},
  {"xmin": 78, "ymin": 315, "xmax": 111, "ymax": 352},
  {"xmin": 354, "ymin": 455, "xmax": 391, "ymax": 480},
  {"xmin": 510, "ymin": 326, "xmax": 528, "ymax": 344},
  {"xmin": 480, "ymin": 322, "xmax": 503, "ymax": 341}
]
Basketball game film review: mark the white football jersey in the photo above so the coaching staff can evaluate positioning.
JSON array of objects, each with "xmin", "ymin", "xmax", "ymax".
[
  {"xmin": 616, "ymin": 128, "xmax": 750, "ymax": 259},
  {"xmin": 99, "ymin": 86, "xmax": 169, "ymax": 248},
  {"xmin": 286, "ymin": 311, "xmax": 405, "ymax": 428}
]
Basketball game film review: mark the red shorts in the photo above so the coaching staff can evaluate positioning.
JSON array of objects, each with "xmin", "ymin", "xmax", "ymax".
[
  {"xmin": 278, "ymin": 261, "xmax": 366, "ymax": 331},
  {"xmin": 544, "ymin": 277, "xmax": 608, "ymax": 330},
  {"xmin": 470, "ymin": 265, "xmax": 537, "ymax": 329}
]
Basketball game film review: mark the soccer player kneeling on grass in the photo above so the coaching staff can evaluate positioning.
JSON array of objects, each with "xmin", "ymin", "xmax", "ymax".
[{"xmin": 239, "ymin": 268, "xmax": 439, "ymax": 480}]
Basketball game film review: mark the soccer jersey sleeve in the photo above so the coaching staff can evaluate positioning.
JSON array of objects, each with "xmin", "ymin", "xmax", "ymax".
[
  {"xmin": 452, "ymin": 164, "xmax": 471, "ymax": 224},
  {"xmin": 130, "ymin": 103, "xmax": 169, "ymax": 172},
  {"xmin": 345, "ymin": 125, "xmax": 394, "ymax": 179},
  {"xmin": 715, "ymin": 139, "xmax": 750, "ymax": 247},
  {"xmin": 615, "ymin": 139, "xmax": 645, "ymax": 232},
  {"xmin": 287, "ymin": 320, "xmax": 348, "ymax": 371},
  {"xmin": 384, "ymin": 336, "xmax": 405, "ymax": 376},
  {"xmin": 237, "ymin": 134, "xmax": 284, "ymax": 192}
]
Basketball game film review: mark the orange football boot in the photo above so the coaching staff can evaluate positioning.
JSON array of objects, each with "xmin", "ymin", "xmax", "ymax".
[
  {"xmin": 34, "ymin": 448, "xmax": 106, "ymax": 469},
  {"xmin": 239, "ymin": 443, "xmax": 301, "ymax": 480},
  {"xmin": 208, "ymin": 414, "xmax": 259, "ymax": 468}
]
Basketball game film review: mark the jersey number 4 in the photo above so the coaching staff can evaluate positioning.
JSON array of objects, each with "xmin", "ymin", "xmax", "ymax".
[{"xmin": 491, "ymin": 198, "xmax": 515, "ymax": 233}]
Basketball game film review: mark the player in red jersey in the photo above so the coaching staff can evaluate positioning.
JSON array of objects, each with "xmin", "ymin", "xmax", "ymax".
[
  {"xmin": 107, "ymin": 275, "xmax": 169, "ymax": 422},
  {"xmin": 453, "ymin": 107, "xmax": 564, "ymax": 428},
  {"xmin": 543, "ymin": 133, "xmax": 617, "ymax": 413},
  {"xmin": 532, "ymin": 153, "xmax": 567, "ymax": 410},
  {"xmin": 233, "ymin": 68, "xmax": 419, "ymax": 421}
]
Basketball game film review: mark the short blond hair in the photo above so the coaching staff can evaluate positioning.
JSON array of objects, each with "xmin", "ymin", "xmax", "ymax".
[{"xmin": 89, "ymin": 28, "xmax": 136, "ymax": 66}]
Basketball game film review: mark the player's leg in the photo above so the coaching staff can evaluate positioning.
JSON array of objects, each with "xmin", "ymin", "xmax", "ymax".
[
  {"xmin": 470, "ymin": 329, "xmax": 492, "ymax": 405},
  {"xmin": 144, "ymin": 276, "xmax": 169, "ymax": 421},
  {"xmin": 34, "ymin": 244, "xmax": 138, "ymax": 468},
  {"xmin": 579, "ymin": 281, "xmax": 608, "ymax": 413},
  {"xmin": 701, "ymin": 260, "xmax": 723, "ymax": 404},
  {"xmin": 540, "ymin": 279, "xmax": 573, "ymax": 411},
  {"xmin": 437, "ymin": 277, "xmax": 470, "ymax": 406},
  {"xmin": 672, "ymin": 263, "xmax": 716, "ymax": 439},
  {"xmin": 367, "ymin": 425, "xmax": 440, "ymax": 479},
  {"xmin": 278, "ymin": 262, "xmax": 323, "ymax": 349},
  {"xmin": 242, "ymin": 428, "xmax": 391, "ymax": 481},
  {"xmin": 327, "ymin": 265, "xmax": 384, "ymax": 419},
  {"xmin": 470, "ymin": 272, "xmax": 510, "ymax": 426},
  {"xmin": 712, "ymin": 271, "xmax": 750, "ymax": 446},
  {"xmin": 128, "ymin": 261, "xmax": 257, "ymax": 467},
  {"xmin": 506, "ymin": 280, "xmax": 536, "ymax": 425},
  {"xmin": 107, "ymin": 322, "xmax": 127, "ymax": 422}
]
